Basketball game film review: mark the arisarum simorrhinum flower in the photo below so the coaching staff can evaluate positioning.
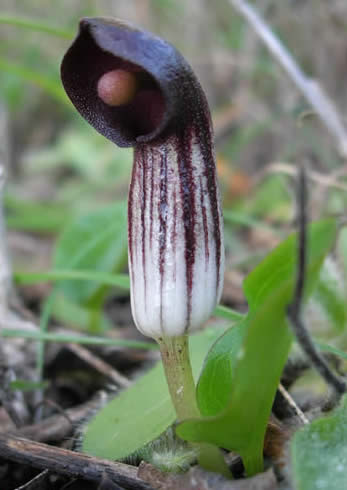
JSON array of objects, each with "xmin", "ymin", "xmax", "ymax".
[
  {"xmin": 61, "ymin": 18, "xmax": 229, "ymax": 475},
  {"xmin": 61, "ymin": 17, "xmax": 224, "ymax": 340}
]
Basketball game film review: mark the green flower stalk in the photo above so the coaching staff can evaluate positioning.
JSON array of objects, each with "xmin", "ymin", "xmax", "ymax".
[{"xmin": 61, "ymin": 17, "xmax": 227, "ymax": 475}]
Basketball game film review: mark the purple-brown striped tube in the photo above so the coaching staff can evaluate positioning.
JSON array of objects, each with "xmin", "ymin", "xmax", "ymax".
[{"xmin": 61, "ymin": 18, "xmax": 224, "ymax": 338}]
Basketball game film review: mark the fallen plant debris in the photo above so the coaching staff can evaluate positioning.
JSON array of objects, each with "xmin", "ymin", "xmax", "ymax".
[
  {"xmin": 137, "ymin": 463, "xmax": 277, "ymax": 490},
  {"xmin": 0, "ymin": 433, "xmax": 152, "ymax": 490}
]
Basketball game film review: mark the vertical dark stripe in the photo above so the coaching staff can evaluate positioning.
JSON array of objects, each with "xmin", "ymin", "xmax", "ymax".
[
  {"xmin": 159, "ymin": 147, "xmax": 168, "ymax": 327},
  {"xmin": 128, "ymin": 147, "xmax": 141, "ymax": 323},
  {"xmin": 171, "ymin": 187, "xmax": 177, "ymax": 282},
  {"xmin": 194, "ymin": 89, "xmax": 222, "ymax": 292},
  {"xmin": 140, "ymin": 146, "xmax": 147, "ymax": 311},
  {"xmin": 128, "ymin": 150, "xmax": 136, "ymax": 287},
  {"xmin": 203, "ymin": 150, "xmax": 221, "ymax": 293},
  {"xmin": 177, "ymin": 130, "xmax": 196, "ymax": 329},
  {"xmin": 149, "ymin": 149, "xmax": 154, "ymax": 245},
  {"xmin": 200, "ymin": 176, "xmax": 209, "ymax": 264}
]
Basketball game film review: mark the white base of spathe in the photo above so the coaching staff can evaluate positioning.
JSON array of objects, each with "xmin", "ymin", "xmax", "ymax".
[{"xmin": 128, "ymin": 133, "xmax": 224, "ymax": 338}]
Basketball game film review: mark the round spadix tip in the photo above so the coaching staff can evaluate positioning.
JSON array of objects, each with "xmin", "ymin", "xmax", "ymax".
[{"xmin": 97, "ymin": 69, "xmax": 137, "ymax": 106}]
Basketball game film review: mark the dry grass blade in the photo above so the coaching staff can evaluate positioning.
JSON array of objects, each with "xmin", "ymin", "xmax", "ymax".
[
  {"xmin": 228, "ymin": 0, "xmax": 347, "ymax": 158},
  {"xmin": 67, "ymin": 343, "xmax": 131, "ymax": 388},
  {"xmin": 278, "ymin": 384, "xmax": 309, "ymax": 425}
]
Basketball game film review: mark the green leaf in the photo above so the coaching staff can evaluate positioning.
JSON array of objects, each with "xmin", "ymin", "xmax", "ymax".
[
  {"xmin": 82, "ymin": 328, "xmax": 223, "ymax": 461},
  {"xmin": 337, "ymin": 227, "xmax": 347, "ymax": 313},
  {"xmin": 291, "ymin": 394, "xmax": 347, "ymax": 490},
  {"xmin": 242, "ymin": 220, "xmax": 331, "ymax": 310},
  {"xmin": 213, "ymin": 304, "xmax": 245, "ymax": 322},
  {"xmin": 54, "ymin": 202, "xmax": 127, "ymax": 305},
  {"xmin": 197, "ymin": 321, "xmax": 246, "ymax": 416},
  {"xmin": 177, "ymin": 219, "xmax": 337, "ymax": 476},
  {"xmin": 337, "ymin": 227, "xmax": 347, "ymax": 275}
]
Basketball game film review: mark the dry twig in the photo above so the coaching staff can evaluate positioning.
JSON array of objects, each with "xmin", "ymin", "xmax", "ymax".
[
  {"xmin": 278, "ymin": 383, "xmax": 309, "ymax": 425},
  {"xmin": 67, "ymin": 343, "xmax": 131, "ymax": 388},
  {"xmin": 0, "ymin": 433, "xmax": 153, "ymax": 490},
  {"xmin": 228, "ymin": 0, "xmax": 347, "ymax": 158},
  {"xmin": 287, "ymin": 166, "xmax": 346, "ymax": 400},
  {"xmin": 12, "ymin": 469, "xmax": 50, "ymax": 490},
  {"xmin": 12, "ymin": 394, "xmax": 104, "ymax": 443}
]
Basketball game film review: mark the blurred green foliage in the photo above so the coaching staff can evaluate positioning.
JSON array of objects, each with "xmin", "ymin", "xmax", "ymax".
[
  {"xmin": 0, "ymin": 3, "xmax": 346, "ymax": 339},
  {"xmin": 1, "ymin": 4, "xmax": 347, "ymax": 479}
]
